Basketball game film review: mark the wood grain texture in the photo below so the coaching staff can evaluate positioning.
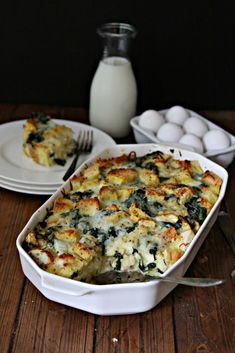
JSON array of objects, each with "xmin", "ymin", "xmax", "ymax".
[
  {"xmin": 173, "ymin": 227, "xmax": 235, "ymax": 353},
  {"xmin": 0, "ymin": 191, "xmax": 41, "ymax": 353},
  {"xmin": 93, "ymin": 303, "xmax": 175, "ymax": 353},
  {"xmin": 11, "ymin": 281, "xmax": 95, "ymax": 353},
  {"xmin": 0, "ymin": 104, "xmax": 234, "ymax": 353}
]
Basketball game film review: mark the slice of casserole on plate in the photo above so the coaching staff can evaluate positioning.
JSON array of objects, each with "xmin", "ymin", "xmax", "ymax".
[{"xmin": 23, "ymin": 112, "xmax": 77, "ymax": 167}]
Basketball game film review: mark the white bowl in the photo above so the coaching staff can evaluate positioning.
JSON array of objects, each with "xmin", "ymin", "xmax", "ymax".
[
  {"xmin": 16, "ymin": 144, "xmax": 228, "ymax": 315},
  {"xmin": 130, "ymin": 109, "xmax": 235, "ymax": 168}
]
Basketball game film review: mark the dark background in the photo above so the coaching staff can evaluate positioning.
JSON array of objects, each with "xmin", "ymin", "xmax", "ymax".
[{"xmin": 0, "ymin": 1, "xmax": 234, "ymax": 114}]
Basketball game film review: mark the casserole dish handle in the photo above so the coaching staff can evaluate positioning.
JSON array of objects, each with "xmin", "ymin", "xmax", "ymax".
[{"xmin": 41, "ymin": 276, "xmax": 92, "ymax": 297}]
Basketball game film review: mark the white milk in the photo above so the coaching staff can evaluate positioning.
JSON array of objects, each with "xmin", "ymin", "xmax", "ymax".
[{"xmin": 89, "ymin": 56, "xmax": 137, "ymax": 138}]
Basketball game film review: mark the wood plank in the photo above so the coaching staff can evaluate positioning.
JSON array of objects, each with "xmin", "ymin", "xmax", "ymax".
[
  {"xmin": 94, "ymin": 296, "xmax": 175, "ymax": 353},
  {"xmin": 0, "ymin": 103, "xmax": 90, "ymax": 353},
  {"xmin": 8, "ymin": 104, "xmax": 63, "ymax": 120},
  {"xmin": 10, "ymin": 281, "xmax": 95, "ymax": 353},
  {"xmin": 0, "ymin": 103, "xmax": 88, "ymax": 123},
  {"xmin": 0, "ymin": 103, "xmax": 18, "ymax": 123},
  {"xmin": 60, "ymin": 106, "xmax": 88, "ymax": 124},
  {"xmin": 10, "ymin": 104, "xmax": 88, "ymax": 123},
  {"xmin": 94, "ymin": 314, "xmax": 143, "ymax": 353},
  {"xmin": 0, "ymin": 190, "xmax": 41, "ymax": 353},
  {"xmin": 140, "ymin": 297, "xmax": 175, "ymax": 353},
  {"xmin": 173, "ymin": 225, "xmax": 235, "ymax": 353}
]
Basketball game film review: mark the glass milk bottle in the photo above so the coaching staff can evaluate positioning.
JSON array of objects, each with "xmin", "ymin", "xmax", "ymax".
[{"xmin": 89, "ymin": 22, "xmax": 137, "ymax": 138}]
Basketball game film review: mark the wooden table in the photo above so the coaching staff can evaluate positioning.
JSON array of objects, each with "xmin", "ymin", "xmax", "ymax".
[{"xmin": 0, "ymin": 103, "xmax": 235, "ymax": 353}]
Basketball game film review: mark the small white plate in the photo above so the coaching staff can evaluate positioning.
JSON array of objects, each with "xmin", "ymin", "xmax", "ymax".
[
  {"xmin": 0, "ymin": 176, "xmax": 60, "ymax": 191},
  {"xmin": 0, "ymin": 179, "xmax": 57, "ymax": 195},
  {"xmin": 0, "ymin": 119, "xmax": 116, "ymax": 185}
]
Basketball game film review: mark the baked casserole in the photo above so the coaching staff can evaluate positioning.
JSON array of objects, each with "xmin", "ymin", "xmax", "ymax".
[
  {"xmin": 23, "ymin": 113, "xmax": 77, "ymax": 166},
  {"xmin": 23, "ymin": 150, "xmax": 222, "ymax": 283}
]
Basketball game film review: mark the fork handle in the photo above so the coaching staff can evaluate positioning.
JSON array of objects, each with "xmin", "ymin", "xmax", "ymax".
[{"xmin": 62, "ymin": 151, "xmax": 81, "ymax": 181}]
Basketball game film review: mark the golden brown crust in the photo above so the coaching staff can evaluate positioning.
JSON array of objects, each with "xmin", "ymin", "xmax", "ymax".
[
  {"xmin": 76, "ymin": 197, "xmax": 101, "ymax": 216},
  {"xmin": 106, "ymin": 168, "xmax": 138, "ymax": 185},
  {"xmin": 24, "ymin": 150, "xmax": 222, "ymax": 282},
  {"xmin": 23, "ymin": 114, "xmax": 76, "ymax": 167},
  {"xmin": 53, "ymin": 198, "xmax": 74, "ymax": 213},
  {"xmin": 54, "ymin": 228, "xmax": 78, "ymax": 243}
]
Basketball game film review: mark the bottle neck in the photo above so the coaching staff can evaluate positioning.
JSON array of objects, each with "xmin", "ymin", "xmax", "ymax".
[
  {"xmin": 102, "ymin": 36, "xmax": 132, "ymax": 60},
  {"xmin": 97, "ymin": 22, "xmax": 137, "ymax": 60}
]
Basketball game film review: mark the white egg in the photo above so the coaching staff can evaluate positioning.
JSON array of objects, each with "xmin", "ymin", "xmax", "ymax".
[
  {"xmin": 203, "ymin": 129, "xmax": 230, "ymax": 151},
  {"xmin": 157, "ymin": 122, "xmax": 184, "ymax": 142},
  {"xmin": 165, "ymin": 105, "xmax": 189, "ymax": 125},
  {"xmin": 139, "ymin": 110, "xmax": 165, "ymax": 133},
  {"xmin": 179, "ymin": 134, "xmax": 204, "ymax": 154},
  {"xmin": 183, "ymin": 117, "xmax": 208, "ymax": 138}
]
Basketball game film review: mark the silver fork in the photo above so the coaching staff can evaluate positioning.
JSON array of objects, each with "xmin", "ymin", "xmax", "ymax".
[{"xmin": 63, "ymin": 130, "xmax": 93, "ymax": 181}]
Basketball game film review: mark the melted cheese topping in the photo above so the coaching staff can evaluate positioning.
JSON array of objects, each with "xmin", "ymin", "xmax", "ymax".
[
  {"xmin": 22, "ymin": 113, "xmax": 76, "ymax": 166},
  {"xmin": 23, "ymin": 151, "xmax": 222, "ymax": 283}
]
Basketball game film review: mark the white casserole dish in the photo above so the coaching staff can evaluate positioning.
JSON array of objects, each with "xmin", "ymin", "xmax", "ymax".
[
  {"xmin": 16, "ymin": 144, "xmax": 228, "ymax": 316},
  {"xmin": 130, "ymin": 109, "xmax": 235, "ymax": 168}
]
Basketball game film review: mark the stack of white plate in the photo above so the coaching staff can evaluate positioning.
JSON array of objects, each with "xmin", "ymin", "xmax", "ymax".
[{"xmin": 0, "ymin": 119, "xmax": 116, "ymax": 195}]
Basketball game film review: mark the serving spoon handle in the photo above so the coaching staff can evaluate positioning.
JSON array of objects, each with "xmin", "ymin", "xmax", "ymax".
[
  {"xmin": 93, "ymin": 271, "xmax": 225, "ymax": 287},
  {"xmin": 155, "ymin": 276, "xmax": 224, "ymax": 287}
]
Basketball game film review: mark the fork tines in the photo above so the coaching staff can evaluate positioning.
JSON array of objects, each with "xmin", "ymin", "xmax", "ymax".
[
  {"xmin": 62, "ymin": 129, "xmax": 94, "ymax": 181},
  {"xmin": 76, "ymin": 130, "xmax": 93, "ymax": 153}
]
